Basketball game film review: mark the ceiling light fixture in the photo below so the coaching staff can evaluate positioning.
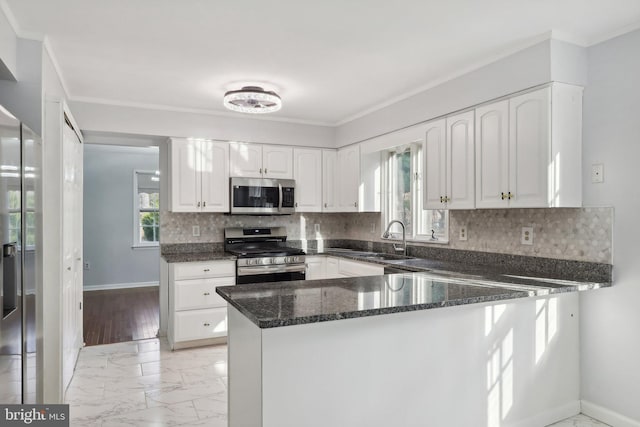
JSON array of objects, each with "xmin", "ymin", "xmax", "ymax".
[{"xmin": 223, "ymin": 86, "xmax": 282, "ymax": 114}]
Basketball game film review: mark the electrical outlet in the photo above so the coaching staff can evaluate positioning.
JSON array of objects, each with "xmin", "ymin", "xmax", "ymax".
[
  {"xmin": 83, "ymin": 261, "xmax": 90, "ymax": 270},
  {"xmin": 192, "ymin": 225, "xmax": 200, "ymax": 237},
  {"xmin": 314, "ymin": 224, "xmax": 320, "ymax": 233},
  {"xmin": 459, "ymin": 226, "xmax": 468, "ymax": 241},
  {"xmin": 591, "ymin": 163, "xmax": 604, "ymax": 183},
  {"xmin": 521, "ymin": 227, "xmax": 534, "ymax": 245}
]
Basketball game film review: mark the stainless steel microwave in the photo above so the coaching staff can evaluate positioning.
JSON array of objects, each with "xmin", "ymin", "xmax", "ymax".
[{"xmin": 230, "ymin": 177, "xmax": 295, "ymax": 215}]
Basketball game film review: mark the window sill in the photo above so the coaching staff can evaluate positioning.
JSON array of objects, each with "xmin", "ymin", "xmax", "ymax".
[{"xmin": 132, "ymin": 244, "xmax": 160, "ymax": 250}]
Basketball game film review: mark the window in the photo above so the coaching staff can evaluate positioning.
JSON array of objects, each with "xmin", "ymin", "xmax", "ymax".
[
  {"xmin": 383, "ymin": 144, "xmax": 448, "ymax": 242},
  {"xmin": 134, "ymin": 171, "xmax": 160, "ymax": 246},
  {"xmin": 7, "ymin": 189, "xmax": 36, "ymax": 248}
]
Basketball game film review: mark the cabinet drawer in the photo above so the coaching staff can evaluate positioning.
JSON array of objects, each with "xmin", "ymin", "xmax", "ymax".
[
  {"xmin": 339, "ymin": 259, "xmax": 384, "ymax": 277},
  {"xmin": 174, "ymin": 308, "xmax": 227, "ymax": 342},
  {"xmin": 175, "ymin": 277, "xmax": 234, "ymax": 310},
  {"xmin": 173, "ymin": 260, "xmax": 235, "ymax": 280}
]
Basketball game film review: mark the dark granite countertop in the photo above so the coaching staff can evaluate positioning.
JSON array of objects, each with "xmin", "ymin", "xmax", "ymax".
[
  {"xmin": 161, "ymin": 251, "xmax": 236, "ymax": 263},
  {"xmin": 217, "ymin": 268, "xmax": 610, "ymax": 329}
]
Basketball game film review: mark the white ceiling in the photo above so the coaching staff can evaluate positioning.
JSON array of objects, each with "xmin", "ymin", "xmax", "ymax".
[{"xmin": 4, "ymin": 0, "xmax": 640, "ymax": 126}]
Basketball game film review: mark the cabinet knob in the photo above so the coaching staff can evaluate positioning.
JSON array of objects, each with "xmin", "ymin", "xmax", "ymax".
[
  {"xmin": 203, "ymin": 292, "xmax": 210, "ymax": 296},
  {"xmin": 203, "ymin": 323, "xmax": 211, "ymax": 327}
]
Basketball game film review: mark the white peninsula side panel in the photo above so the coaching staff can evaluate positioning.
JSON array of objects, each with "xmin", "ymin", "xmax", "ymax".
[{"xmin": 228, "ymin": 293, "xmax": 580, "ymax": 427}]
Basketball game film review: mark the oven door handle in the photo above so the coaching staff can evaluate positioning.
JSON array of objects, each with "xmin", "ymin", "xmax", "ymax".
[
  {"xmin": 237, "ymin": 264, "xmax": 306, "ymax": 276},
  {"xmin": 278, "ymin": 183, "xmax": 283, "ymax": 212}
]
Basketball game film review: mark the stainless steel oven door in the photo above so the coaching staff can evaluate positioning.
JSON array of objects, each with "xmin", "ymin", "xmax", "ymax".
[
  {"xmin": 236, "ymin": 264, "xmax": 306, "ymax": 284},
  {"xmin": 230, "ymin": 177, "xmax": 295, "ymax": 215}
]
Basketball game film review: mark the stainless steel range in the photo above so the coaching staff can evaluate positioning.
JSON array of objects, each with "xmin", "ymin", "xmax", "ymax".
[{"xmin": 224, "ymin": 227, "xmax": 306, "ymax": 284}]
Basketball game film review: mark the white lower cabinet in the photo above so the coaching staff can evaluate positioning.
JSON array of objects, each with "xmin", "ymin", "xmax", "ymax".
[
  {"xmin": 168, "ymin": 260, "xmax": 236, "ymax": 349},
  {"xmin": 307, "ymin": 256, "xmax": 384, "ymax": 280}
]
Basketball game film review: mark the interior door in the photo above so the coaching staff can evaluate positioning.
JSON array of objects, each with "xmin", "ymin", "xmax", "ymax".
[{"xmin": 61, "ymin": 122, "xmax": 82, "ymax": 390}]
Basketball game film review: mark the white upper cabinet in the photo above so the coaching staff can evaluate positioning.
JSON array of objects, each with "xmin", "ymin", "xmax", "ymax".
[
  {"xmin": 230, "ymin": 142, "xmax": 293, "ymax": 178},
  {"xmin": 475, "ymin": 100, "xmax": 509, "ymax": 209},
  {"xmin": 322, "ymin": 150, "xmax": 338, "ymax": 212},
  {"xmin": 293, "ymin": 148, "xmax": 322, "ymax": 212},
  {"xmin": 170, "ymin": 138, "xmax": 229, "ymax": 212},
  {"xmin": 423, "ymin": 112, "xmax": 475, "ymax": 210},
  {"xmin": 263, "ymin": 145, "xmax": 293, "ymax": 179},
  {"xmin": 337, "ymin": 145, "xmax": 360, "ymax": 212},
  {"xmin": 424, "ymin": 119, "xmax": 447, "ymax": 210},
  {"xmin": 475, "ymin": 83, "xmax": 582, "ymax": 208}
]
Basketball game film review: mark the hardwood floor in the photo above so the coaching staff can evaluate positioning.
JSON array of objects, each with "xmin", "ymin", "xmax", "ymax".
[{"xmin": 83, "ymin": 286, "xmax": 159, "ymax": 346}]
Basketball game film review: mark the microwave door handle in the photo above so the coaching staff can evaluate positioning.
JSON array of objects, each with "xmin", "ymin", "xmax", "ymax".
[{"xmin": 278, "ymin": 183, "xmax": 283, "ymax": 212}]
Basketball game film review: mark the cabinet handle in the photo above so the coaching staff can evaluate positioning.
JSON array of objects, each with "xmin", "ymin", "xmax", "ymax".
[
  {"xmin": 204, "ymin": 323, "xmax": 211, "ymax": 327},
  {"xmin": 203, "ymin": 201, "xmax": 206, "ymax": 207},
  {"xmin": 259, "ymin": 168, "xmax": 263, "ymax": 174},
  {"xmin": 324, "ymin": 203, "xmax": 327, "ymax": 208},
  {"xmin": 203, "ymin": 292, "xmax": 210, "ymax": 296},
  {"xmin": 203, "ymin": 268, "xmax": 210, "ymax": 272},
  {"xmin": 501, "ymin": 192, "xmax": 506, "ymax": 200},
  {"xmin": 440, "ymin": 196, "xmax": 444, "ymax": 203},
  {"xmin": 354, "ymin": 201, "xmax": 357, "ymax": 207},
  {"xmin": 197, "ymin": 201, "xmax": 201, "ymax": 207},
  {"xmin": 508, "ymin": 192, "xmax": 514, "ymax": 200},
  {"xmin": 295, "ymin": 202, "xmax": 298, "ymax": 207},
  {"xmin": 264, "ymin": 168, "xmax": 268, "ymax": 174}
]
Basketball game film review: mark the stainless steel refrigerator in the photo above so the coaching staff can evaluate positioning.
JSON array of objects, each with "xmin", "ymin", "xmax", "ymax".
[{"xmin": 0, "ymin": 103, "xmax": 42, "ymax": 404}]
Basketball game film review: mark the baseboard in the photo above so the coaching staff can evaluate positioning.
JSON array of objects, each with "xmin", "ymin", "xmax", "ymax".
[
  {"xmin": 582, "ymin": 400, "xmax": 640, "ymax": 427},
  {"xmin": 83, "ymin": 281, "xmax": 159, "ymax": 291},
  {"xmin": 507, "ymin": 400, "xmax": 580, "ymax": 427}
]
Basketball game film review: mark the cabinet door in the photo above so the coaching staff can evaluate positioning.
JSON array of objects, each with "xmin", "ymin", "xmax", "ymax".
[
  {"xmin": 508, "ymin": 87, "xmax": 550, "ymax": 208},
  {"xmin": 337, "ymin": 145, "xmax": 360, "ymax": 212},
  {"xmin": 263, "ymin": 146, "xmax": 293, "ymax": 179},
  {"xmin": 293, "ymin": 148, "xmax": 322, "ymax": 212},
  {"xmin": 423, "ymin": 119, "xmax": 447, "ymax": 210},
  {"xmin": 325, "ymin": 257, "xmax": 341, "ymax": 278},
  {"xmin": 338, "ymin": 259, "xmax": 384, "ymax": 277},
  {"xmin": 475, "ymin": 100, "xmax": 509, "ymax": 209},
  {"xmin": 230, "ymin": 142, "xmax": 263, "ymax": 178},
  {"xmin": 170, "ymin": 138, "xmax": 199, "ymax": 212},
  {"xmin": 200, "ymin": 141, "xmax": 230, "ymax": 212},
  {"xmin": 446, "ymin": 111, "xmax": 475, "ymax": 209},
  {"xmin": 322, "ymin": 150, "xmax": 338, "ymax": 212},
  {"xmin": 305, "ymin": 256, "xmax": 326, "ymax": 280}
]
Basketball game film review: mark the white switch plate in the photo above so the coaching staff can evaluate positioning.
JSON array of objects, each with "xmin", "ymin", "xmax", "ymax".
[
  {"xmin": 314, "ymin": 224, "xmax": 320, "ymax": 233},
  {"xmin": 192, "ymin": 225, "xmax": 200, "ymax": 237},
  {"xmin": 459, "ymin": 226, "xmax": 468, "ymax": 241},
  {"xmin": 591, "ymin": 163, "xmax": 604, "ymax": 183},
  {"xmin": 521, "ymin": 227, "xmax": 533, "ymax": 245}
]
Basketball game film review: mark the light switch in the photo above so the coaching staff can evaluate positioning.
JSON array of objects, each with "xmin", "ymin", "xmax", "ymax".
[{"xmin": 592, "ymin": 163, "xmax": 604, "ymax": 183}]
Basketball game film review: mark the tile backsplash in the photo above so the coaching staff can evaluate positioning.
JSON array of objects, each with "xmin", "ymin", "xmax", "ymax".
[{"xmin": 161, "ymin": 207, "xmax": 613, "ymax": 264}]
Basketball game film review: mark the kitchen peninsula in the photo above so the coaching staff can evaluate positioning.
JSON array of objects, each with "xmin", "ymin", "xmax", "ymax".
[{"xmin": 217, "ymin": 262, "xmax": 610, "ymax": 427}]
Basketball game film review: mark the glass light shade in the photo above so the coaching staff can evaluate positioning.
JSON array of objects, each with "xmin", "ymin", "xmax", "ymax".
[{"xmin": 223, "ymin": 86, "xmax": 282, "ymax": 114}]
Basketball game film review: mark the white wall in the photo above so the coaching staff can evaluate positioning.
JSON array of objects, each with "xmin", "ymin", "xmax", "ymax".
[
  {"xmin": 70, "ymin": 100, "xmax": 335, "ymax": 148},
  {"xmin": 0, "ymin": 3, "xmax": 17, "ymax": 80},
  {"xmin": 83, "ymin": 144, "xmax": 160, "ymax": 289},
  {"xmin": 580, "ymin": 28, "xmax": 640, "ymax": 424}
]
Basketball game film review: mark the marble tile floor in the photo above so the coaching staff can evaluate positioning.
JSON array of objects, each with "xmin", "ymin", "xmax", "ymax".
[
  {"xmin": 66, "ymin": 337, "xmax": 610, "ymax": 427},
  {"xmin": 65, "ymin": 338, "xmax": 228, "ymax": 426}
]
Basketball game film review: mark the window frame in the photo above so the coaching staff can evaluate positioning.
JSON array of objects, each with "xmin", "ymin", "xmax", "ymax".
[
  {"xmin": 133, "ymin": 169, "xmax": 160, "ymax": 248},
  {"xmin": 382, "ymin": 143, "xmax": 449, "ymax": 244}
]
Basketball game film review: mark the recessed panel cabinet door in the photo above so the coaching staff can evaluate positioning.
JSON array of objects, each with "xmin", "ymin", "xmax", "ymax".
[
  {"xmin": 423, "ymin": 119, "xmax": 447, "ymax": 210},
  {"xmin": 337, "ymin": 145, "xmax": 360, "ymax": 211},
  {"xmin": 322, "ymin": 150, "xmax": 338, "ymax": 212},
  {"xmin": 293, "ymin": 148, "xmax": 322, "ymax": 212},
  {"xmin": 475, "ymin": 100, "xmax": 509, "ymax": 208},
  {"xmin": 230, "ymin": 142, "xmax": 263, "ymax": 178},
  {"xmin": 263, "ymin": 146, "xmax": 293, "ymax": 179},
  {"xmin": 509, "ymin": 87, "xmax": 550, "ymax": 208},
  {"xmin": 446, "ymin": 111, "xmax": 475, "ymax": 209},
  {"xmin": 170, "ymin": 139, "xmax": 199, "ymax": 211},
  {"xmin": 200, "ymin": 141, "xmax": 230, "ymax": 212}
]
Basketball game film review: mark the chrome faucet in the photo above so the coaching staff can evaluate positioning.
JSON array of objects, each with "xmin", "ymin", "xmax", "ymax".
[{"xmin": 382, "ymin": 220, "xmax": 406, "ymax": 256}]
